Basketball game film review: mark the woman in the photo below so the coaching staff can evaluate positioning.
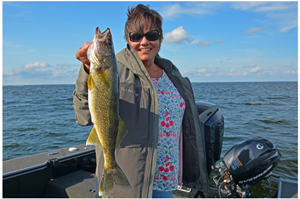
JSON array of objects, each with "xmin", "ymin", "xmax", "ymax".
[{"xmin": 73, "ymin": 4, "xmax": 208, "ymax": 198}]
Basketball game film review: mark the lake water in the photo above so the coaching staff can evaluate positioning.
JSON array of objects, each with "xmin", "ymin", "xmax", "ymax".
[{"xmin": 3, "ymin": 82, "xmax": 298, "ymax": 197}]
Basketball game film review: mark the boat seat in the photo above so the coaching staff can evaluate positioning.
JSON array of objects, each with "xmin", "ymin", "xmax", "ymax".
[
  {"xmin": 44, "ymin": 170, "xmax": 96, "ymax": 198},
  {"xmin": 277, "ymin": 178, "xmax": 298, "ymax": 198}
]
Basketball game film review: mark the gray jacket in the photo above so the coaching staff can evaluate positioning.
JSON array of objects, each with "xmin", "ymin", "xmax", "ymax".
[{"xmin": 73, "ymin": 44, "xmax": 208, "ymax": 198}]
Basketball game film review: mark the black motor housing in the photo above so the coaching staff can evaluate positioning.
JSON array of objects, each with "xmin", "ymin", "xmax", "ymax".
[
  {"xmin": 222, "ymin": 138, "xmax": 281, "ymax": 185},
  {"xmin": 196, "ymin": 101, "xmax": 224, "ymax": 175}
]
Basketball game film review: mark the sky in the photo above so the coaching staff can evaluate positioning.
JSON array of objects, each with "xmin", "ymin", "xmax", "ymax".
[{"xmin": 2, "ymin": 1, "xmax": 298, "ymax": 85}]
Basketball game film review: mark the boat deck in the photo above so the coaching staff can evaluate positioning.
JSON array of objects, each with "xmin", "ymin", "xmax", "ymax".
[
  {"xmin": 44, "ymin": 169, "xmax": 219, "ymax": 198},
  {"xmin": 3, "ymin": 144, "xmax": 298, "ymax": 198}
]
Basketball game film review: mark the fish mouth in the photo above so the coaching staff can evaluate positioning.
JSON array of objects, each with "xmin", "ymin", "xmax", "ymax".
[
  {"xmin": 95, "ymin": 27, "xmax": 112, "ymax": 44},
  {"xmin": 88, "ymin": 27, "xmax": 114, "ymax": 72}
]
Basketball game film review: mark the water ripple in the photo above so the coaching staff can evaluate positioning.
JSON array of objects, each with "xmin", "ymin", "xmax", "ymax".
[{"xmin": 3, "ymin": 82, "xmax": 298, "ymax": 198}]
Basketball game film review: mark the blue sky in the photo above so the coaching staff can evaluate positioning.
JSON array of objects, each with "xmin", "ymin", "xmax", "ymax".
[{"xmin": 2, "ymin": 1, "xmax": 298, "ymax": 85}]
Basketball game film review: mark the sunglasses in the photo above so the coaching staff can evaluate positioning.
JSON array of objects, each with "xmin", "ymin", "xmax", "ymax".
[{"xmin": 129, "ymin": 30, "xmax": 160, "ymax": 42}]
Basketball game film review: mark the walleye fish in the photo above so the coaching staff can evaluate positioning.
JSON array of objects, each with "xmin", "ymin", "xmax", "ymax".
[{"xmin": 86, "ymin": 27, "xmax": 131, "ymax": 195}]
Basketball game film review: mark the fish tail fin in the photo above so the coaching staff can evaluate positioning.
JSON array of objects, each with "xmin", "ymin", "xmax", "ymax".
[
  {"xmin": 112, "ymin": 165, "xmax": 131, "ymax": 189},
  {"xmin": 99, "ymin": 168, "xmax": 114, "ymax": 195},
  {"xmin": 99, "ymin": 165, "xmax": 131, "ymax": 195},
  {"xmin": 86, "ymin": 127, "xmax": 101, "ymax": 146}
]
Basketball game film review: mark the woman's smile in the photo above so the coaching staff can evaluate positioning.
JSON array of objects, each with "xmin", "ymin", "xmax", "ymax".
[{"xmin": 128, "ymin": 26, "xmax": 161, "ymax": 67}]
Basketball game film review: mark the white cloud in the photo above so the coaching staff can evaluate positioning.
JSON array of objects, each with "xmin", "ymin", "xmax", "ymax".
[
  {"xmin": 215, "ymin": 40, "xmax": 225, "ymax": 44},
  {"xmin": 59, "ymin": 62, "xmax": 71, "ymax": 66},
  {"xmin": 197, "ymin": 41, "xmax": 211, "ymax": 47},
  {"xmin": 184, "ymin": 68, "xmax": 251, "ymax": 78},
  {"xmin": 3, "ymin": 41, "xmax": 22, "ymax": 47},
  {"xmin": 244, "ymin": 27, "xmax": 265, "ymax": 35},
  {"xmin": 267, "ymin": 12, "xmax": 298, "ymax": 32},
  {"xmin": 232, "ymin": 2, "xmax": 297, "ymax": 33},
  {"xmin": 283, "ymin": 63, "xmax": 295, "ymax": 68},
  {"xmin": 283, "ymin": 70, "xmax": 298, "ymax": 75},
  {"xmin": 5, "ymin": 62, "xmax": 79, "ymax": 85},
  {"xmin": 25, "ymin": 61, "xmax": 48, "ymax": 69},
  {"xmin": 198, "ymin": 68, "xmax": 207, "ymax": 73},
  {"xmin": 227, "ymin": 71, "xmax": 248, "ymax": 76},
  {"xmin": 160, "ymin": 3, "xmax": 212, "ymax": 18},
  {"xmin": 250, "ymin": 66, "xmax": 261, "ymax": 73},
  {"xmin": 4, "ymin": 2, "xmax": 29, "ymax": 9},
  {"xmin": 231, "ymin": 2, "xmax": 293, "ymax": 12},
  {"xmin": 280, "ymin": 24, "xmax": 297, "ymax": 32},
  {"xmin": 254, "ymin": 3, "xmax": 294, "ymax": 12},
  {"xmin": 163, "ymin": 26, "xmax": 194, "ymax": 44},
  {"xmin": 258, "ymin": 71, "xmax": 269, "ymax": 75},
  {"xmin": 52, "ymin": 71, "xmax": 74, "ymax": 78},
  {"xmin": 160, "ymin": 2, "xmax": 297, "ymax": 34},
  {"xmin": 182, "ymin": 64, "xmax": 297, "ymax": 81},
  {"xmin": 257, "ymin": 68, "xmax": 297, "ymax": 76},
  {"xmin": 12, "ymin": 61, "xmax": 50, "ymax": 75},
  {"xmin": 182, "ymin": 70, "xmax": 196, "ymax": 75},
  {"xmin": 242, "ymin": 64, "xmax": 258, "ymax": 68},
  {"xmin": 165, "ymin": 2, "xmax": 297, "ymax": 34},
  {"xmin": 265, "ymin": 68, "xmax": 282, "ymax": 76},
  {"xmin": 231, "ymin": 2, "xmax": 266, "ymax": 10}
]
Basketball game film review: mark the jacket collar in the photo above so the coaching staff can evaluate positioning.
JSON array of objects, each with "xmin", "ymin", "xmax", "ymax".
[
  {"xmin": 154, "ymin": 54, "xmax": 173, "ymax": 74},
  {"xmin": 116, "ymin": 44, "xmax": 176, "ymax": 80},
  {"xmin": 116, "ymin": 44, "xmax": 148, "ymax": 77}
]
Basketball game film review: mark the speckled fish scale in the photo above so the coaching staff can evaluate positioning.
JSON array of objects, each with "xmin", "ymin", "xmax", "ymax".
[{"xmin": 86, "ymin": 27, "xmax": 131, "ymax": 195}]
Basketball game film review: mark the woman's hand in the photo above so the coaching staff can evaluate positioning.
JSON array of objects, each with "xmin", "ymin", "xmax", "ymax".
[{"xmin": 75, "ymin": 42, "xmax": 92, "ymax": 74}]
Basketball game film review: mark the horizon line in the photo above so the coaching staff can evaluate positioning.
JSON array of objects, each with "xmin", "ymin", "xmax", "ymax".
[{"xmin": 3, "ymin": 80, "xmax": 298, "ymax": 86}]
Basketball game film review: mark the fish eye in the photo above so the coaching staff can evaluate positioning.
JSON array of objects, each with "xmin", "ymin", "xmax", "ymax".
[{"xmin": 106, "ymin": 39, "xmax": 112, "ymax": 45}]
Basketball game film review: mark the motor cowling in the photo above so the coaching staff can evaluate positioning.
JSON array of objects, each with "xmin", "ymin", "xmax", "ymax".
[{"xmin": 222, "ymin": 138, "xmax": 281, "ymax": 186}]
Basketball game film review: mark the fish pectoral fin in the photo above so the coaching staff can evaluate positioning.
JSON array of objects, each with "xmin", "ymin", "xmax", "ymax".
[
  {"xmin": 115, "ymin": 117, "xmax": 128, "ymax": 149},
  {"xmin": 86, "ymin": 127, "xmax": 101, "ymax": 146},
  {"xmin": 88, "ymin": 73, "xmax": 94, "ymax": 90},
  {"xmin": 99, "ymin": 166, "xmax": 131, "ymax": 195}
]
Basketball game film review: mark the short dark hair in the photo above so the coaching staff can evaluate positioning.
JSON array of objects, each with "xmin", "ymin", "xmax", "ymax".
[{"xmin": 124, "ymin": 4, "xmax": 163, "ymax": 43}]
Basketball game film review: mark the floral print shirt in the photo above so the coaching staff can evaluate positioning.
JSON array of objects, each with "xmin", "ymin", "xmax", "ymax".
[{"xmin": 151, "ymin": 70, "xmax": 185, "ymax": 191}]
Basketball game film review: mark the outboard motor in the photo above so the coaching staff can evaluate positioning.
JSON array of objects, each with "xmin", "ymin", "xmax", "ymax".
[
  {"xmin": 177, "ymin": 101, "xmax": 224, "ymax": 195},
  {"xmin": 212, "ymin": 138, "xmax": 281, "ymax": 198},
  {"xmin": 196, "ymin": 101, "xmax": 224, "ymax": 175}
]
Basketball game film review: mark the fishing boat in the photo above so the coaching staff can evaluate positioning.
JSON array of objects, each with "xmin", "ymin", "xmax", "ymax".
[
  {"xmin": 3, "ymin": 102, "xmax": 297, "ymax": 198},
  {"xmin": 3, "ymin": 143, "xmax": 213, "ymax": 198},
  {"xmin": 2, "ymin": 144, "xmax": 297, "ymax": 198}
]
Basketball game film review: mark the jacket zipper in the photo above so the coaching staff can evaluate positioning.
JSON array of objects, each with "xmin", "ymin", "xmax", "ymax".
[
  {"xmin": 187, "ymin": 78, "xmax": 209, "ymax": 192},
  {"xmin": 131, "ymin": 54, "xmax": 156, "ymax": 198},
  {"xmin": 147, "ymin": 89, "xmax": 155, "ymax": 198},
  {"xmin": 171, "ymin": 74, "xmax": 209, "ymax": 191},
  {"xmin": 145, "ymin": 76, "xmax": 156, "ymax": 198}
]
